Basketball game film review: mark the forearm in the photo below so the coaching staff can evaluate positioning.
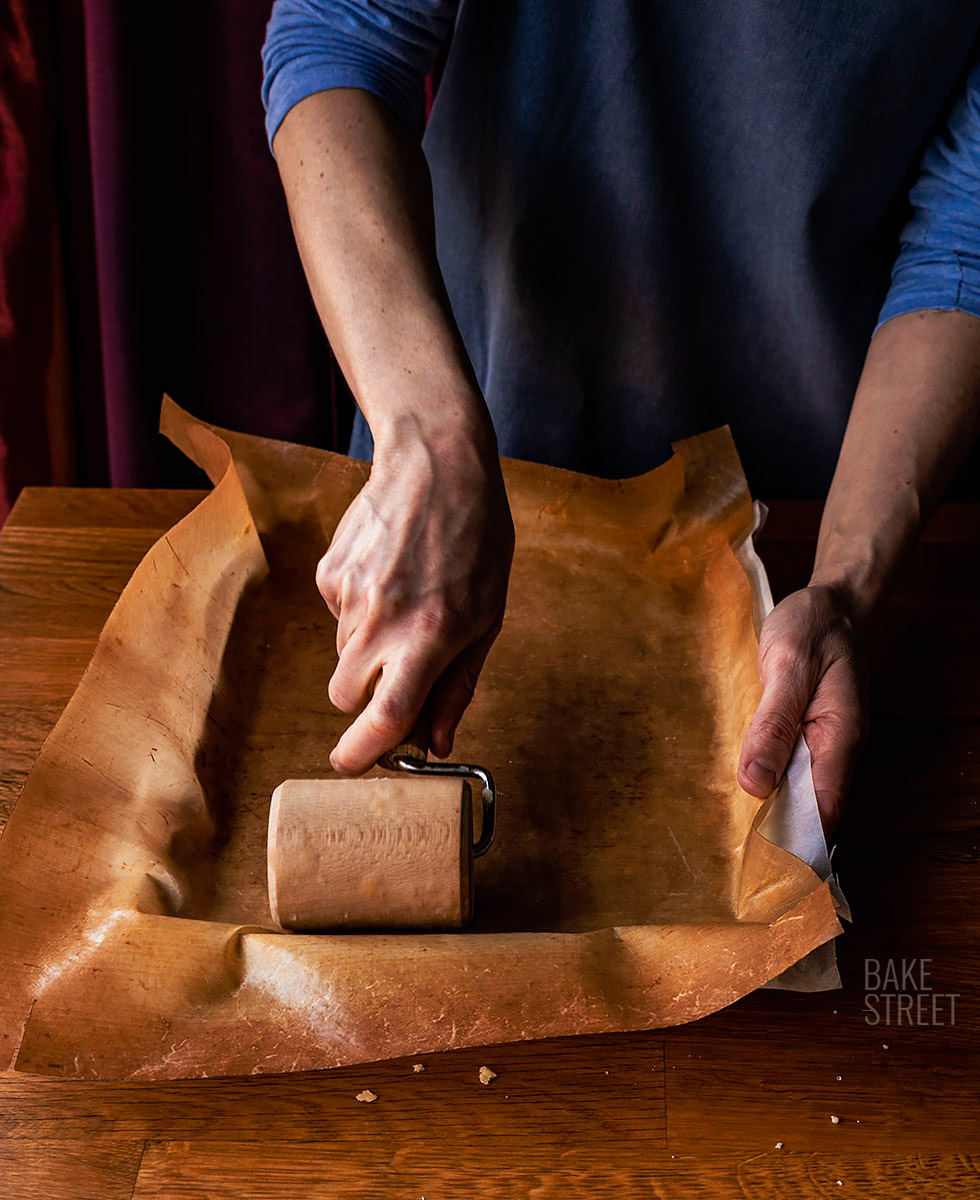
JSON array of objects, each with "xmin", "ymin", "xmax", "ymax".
[
  {"xmin": 273, "ymin": 86, "xmax": 512, "ymax": 769},
  {"xmin": 273, "ymin": 87, "xmax": 495, "ymax": 460},
  {"xmin": 810, "ymin": 309, "xmax": 980, "ymax": 619}
]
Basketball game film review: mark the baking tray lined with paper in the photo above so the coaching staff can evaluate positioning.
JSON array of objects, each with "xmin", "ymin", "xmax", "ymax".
[{"xmin": 0, "ymin": 398, "xmax": 842, "ymax": 1080}]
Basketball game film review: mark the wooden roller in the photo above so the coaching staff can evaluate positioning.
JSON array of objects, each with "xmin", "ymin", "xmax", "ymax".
[
  {"xmin": 267, "ymin": 709, "xmax": 492, "ymax": 930},
  {"xmin": 267, "ymin": 774, "xmax": 474, "ymax": 930}
]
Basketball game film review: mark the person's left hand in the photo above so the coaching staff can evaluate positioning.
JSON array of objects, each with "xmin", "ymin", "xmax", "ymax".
[{"xmin": 737, "ymin": 584, "xmax": 870, "ymax": 834}]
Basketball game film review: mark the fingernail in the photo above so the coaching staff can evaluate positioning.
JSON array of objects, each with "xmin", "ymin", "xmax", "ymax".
[{"xmin": 745, "ymin": 759, "xmax": 778, "ymax": 792}]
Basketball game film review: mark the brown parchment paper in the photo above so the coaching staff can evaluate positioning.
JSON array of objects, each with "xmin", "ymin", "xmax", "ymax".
[{"xmin": 0, "ymin": 399, "xmax": 841, "ymax": 1080}]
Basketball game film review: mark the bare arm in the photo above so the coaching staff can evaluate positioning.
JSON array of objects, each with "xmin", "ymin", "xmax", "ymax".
[
  {"xmin": 739, "ymin": 310, "xmax": 980, "ymax": 829},
  {"xmin": 739, "ymin": 50, "xmax": 980, "ymax": 833},
  {"xmin": 811, "ymin": 310, "xmax": 980, "ymax": 609},
  {"xmin": 274, "ymin": 89, "xmax": 514, "ymax": 773}
]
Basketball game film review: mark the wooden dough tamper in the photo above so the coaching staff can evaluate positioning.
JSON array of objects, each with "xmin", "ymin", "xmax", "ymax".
[{"xmin": 267, "ymin": 719, "xmax": 495, "ymax": 930}]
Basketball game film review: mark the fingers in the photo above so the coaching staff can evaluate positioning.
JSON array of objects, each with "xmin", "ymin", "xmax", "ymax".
[
  {"xmin": 738, "ymin": 587, "xmax": 868, "ymax": 837},
  {"xmin": 328, "ymin": 613, "xmax": 502, "ymax": 770},
  {"xmin": 738, "ymin": 641, "xmax": 817, "ymax": 797},
  {"xmin": 313, "ymin": 446, "xmax": 513, "ymax": 773},
  {"xmin": 330, "ymin": 652, "xmax": 441, "ymax": 775},
  {"xmin": 428, "ymin": 621, "xmax": 503, "ymax": 758},
  {"xmin": 327, "ymin": 603, "xmax": 482, "ymax": 773},
  {"xmin": 800, "ymin": 663, "xmax": 866, "ymax": 835},
  {"xmin": 315, "ymin": 552, "xmax": 342, "ymax": 621},
  {"xmin": 326, "ymin": 625, "xmax": 380, "ymax": 715}
]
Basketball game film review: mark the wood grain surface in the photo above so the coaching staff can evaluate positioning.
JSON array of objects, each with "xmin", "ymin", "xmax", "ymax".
[{"xmin": 0, "ymin": 486, "xmax": 978, "ymax": 1198}]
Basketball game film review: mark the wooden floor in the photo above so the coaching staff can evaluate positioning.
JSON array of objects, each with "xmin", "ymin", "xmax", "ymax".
[{"xmin": 0, "ymin": 487, "xmax": 978, "ymax": 1198}]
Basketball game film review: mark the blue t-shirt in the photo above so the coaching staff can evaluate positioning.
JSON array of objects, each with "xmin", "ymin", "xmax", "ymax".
[{"xmin": 262, "ymin": 1, "xmax": 980, "ymax": 497}]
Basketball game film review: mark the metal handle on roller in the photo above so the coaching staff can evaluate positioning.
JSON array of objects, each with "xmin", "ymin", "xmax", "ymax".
[
  {"xmin": 387, "ymin": 755, "xmax": 496, "ymax": 858},
  {"xmin": 377, "ymin": 712, "xmax": 496, "ymax": 858}
]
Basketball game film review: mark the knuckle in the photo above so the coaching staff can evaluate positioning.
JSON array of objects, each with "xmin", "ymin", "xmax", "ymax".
[
  {"xmin": 363, "ymin": 581, "xmax": 391, "ymax": 622},
  {"xmin": 413, "ymin": 598, "xmax": 459, "ymax": 638},
  {"xmin": 403, "ymin": 604, "xmax": 469, "ymax": 653},
  {"xmin": 327, "ymin": 675, "xmax": 357, "ymax": 713},
  {"xmin": 822, "ymin": 707, "xmax": 869, "ymax": 749},
  {"xmin": 315, "ymin": 554, "xmax": 335, "ymax": 593},
  {"xmin": 753, "ymin": 712, "xmax": 799, "ymax": 752},
  {"xmin": 315, "ymin": 556, "xmax": 342, "ymax": 609},
  {"xmin": 367, "ymin": 695, "xmax": 412, "ymax": 741},
  {"xmin": 346, "ymin": 613, "xmax": 380, "ymax": 650},
  {"xmin": 761, "ymin": 639, "xmax": 806, "ymax": 680}
]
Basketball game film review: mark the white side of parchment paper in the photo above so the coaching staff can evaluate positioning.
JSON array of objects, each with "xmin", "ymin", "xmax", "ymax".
[{"xmin": 733, "ymin": 502, "xmax": 851, "ymax": 992}]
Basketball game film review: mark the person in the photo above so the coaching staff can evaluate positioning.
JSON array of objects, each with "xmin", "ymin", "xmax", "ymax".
[{"xmin": 261, "ymin": 1, "xmax": 980, "ymax": 832}]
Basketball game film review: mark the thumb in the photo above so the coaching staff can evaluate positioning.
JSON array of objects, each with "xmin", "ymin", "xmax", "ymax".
[{"xmin": 738, "ymin": 647, "xmax": 815, "ymax": 797}]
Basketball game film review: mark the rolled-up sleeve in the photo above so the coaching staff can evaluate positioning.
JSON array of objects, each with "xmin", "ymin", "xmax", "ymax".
[
  {"xmin": 261, "ymin": 0, "xmax": 459, "ymax": 147},
  {"xmin": 877, "ymin": 54, "xmax": 980, "ymax": 331}
]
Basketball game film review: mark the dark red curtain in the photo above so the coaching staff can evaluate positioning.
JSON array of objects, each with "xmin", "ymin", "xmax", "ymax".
[{"xmin": 0, "ymin": 0, "xmax": 349, "ymax": 523}]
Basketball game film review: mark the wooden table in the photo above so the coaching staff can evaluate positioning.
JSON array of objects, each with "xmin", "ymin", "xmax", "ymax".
[{"xmin": 1, "ymin": 487, "xmax": 978, "ymax": 1198}]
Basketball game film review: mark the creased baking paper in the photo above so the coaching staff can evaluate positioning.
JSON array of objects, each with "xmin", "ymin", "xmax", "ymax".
[{"xmin": 0, "ymin": 399, "xmax": 843, "ymax": 1079}]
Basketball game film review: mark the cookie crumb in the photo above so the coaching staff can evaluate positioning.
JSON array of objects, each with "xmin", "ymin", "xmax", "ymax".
[
  {"xmin": 830, "ymin": 1115, "xmax": 840, "ymax": 1125},
  {"xmin": 356, "ymin": 1089, "xmax": 377, "ymax": 1103},
  {"xmin": 478, "ymin": 1066, "xmax": 497, "ymax": 1085},
  {"xmin": 775, "ymin": 1142, "xmax": 784, "ymax": 1150},
  {"xmin": 882, "ymin": 1043, "xmax": 889, "ymax": 1050},
  {"xmin": 412, "ymin": 1063, "xmax": 425, "ymax": 1073}
]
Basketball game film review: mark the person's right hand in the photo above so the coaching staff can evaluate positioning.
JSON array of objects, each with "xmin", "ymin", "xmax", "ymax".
[{"xmin": 316, "ymin": 420, "xmax": 514, "ymax": 775}]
